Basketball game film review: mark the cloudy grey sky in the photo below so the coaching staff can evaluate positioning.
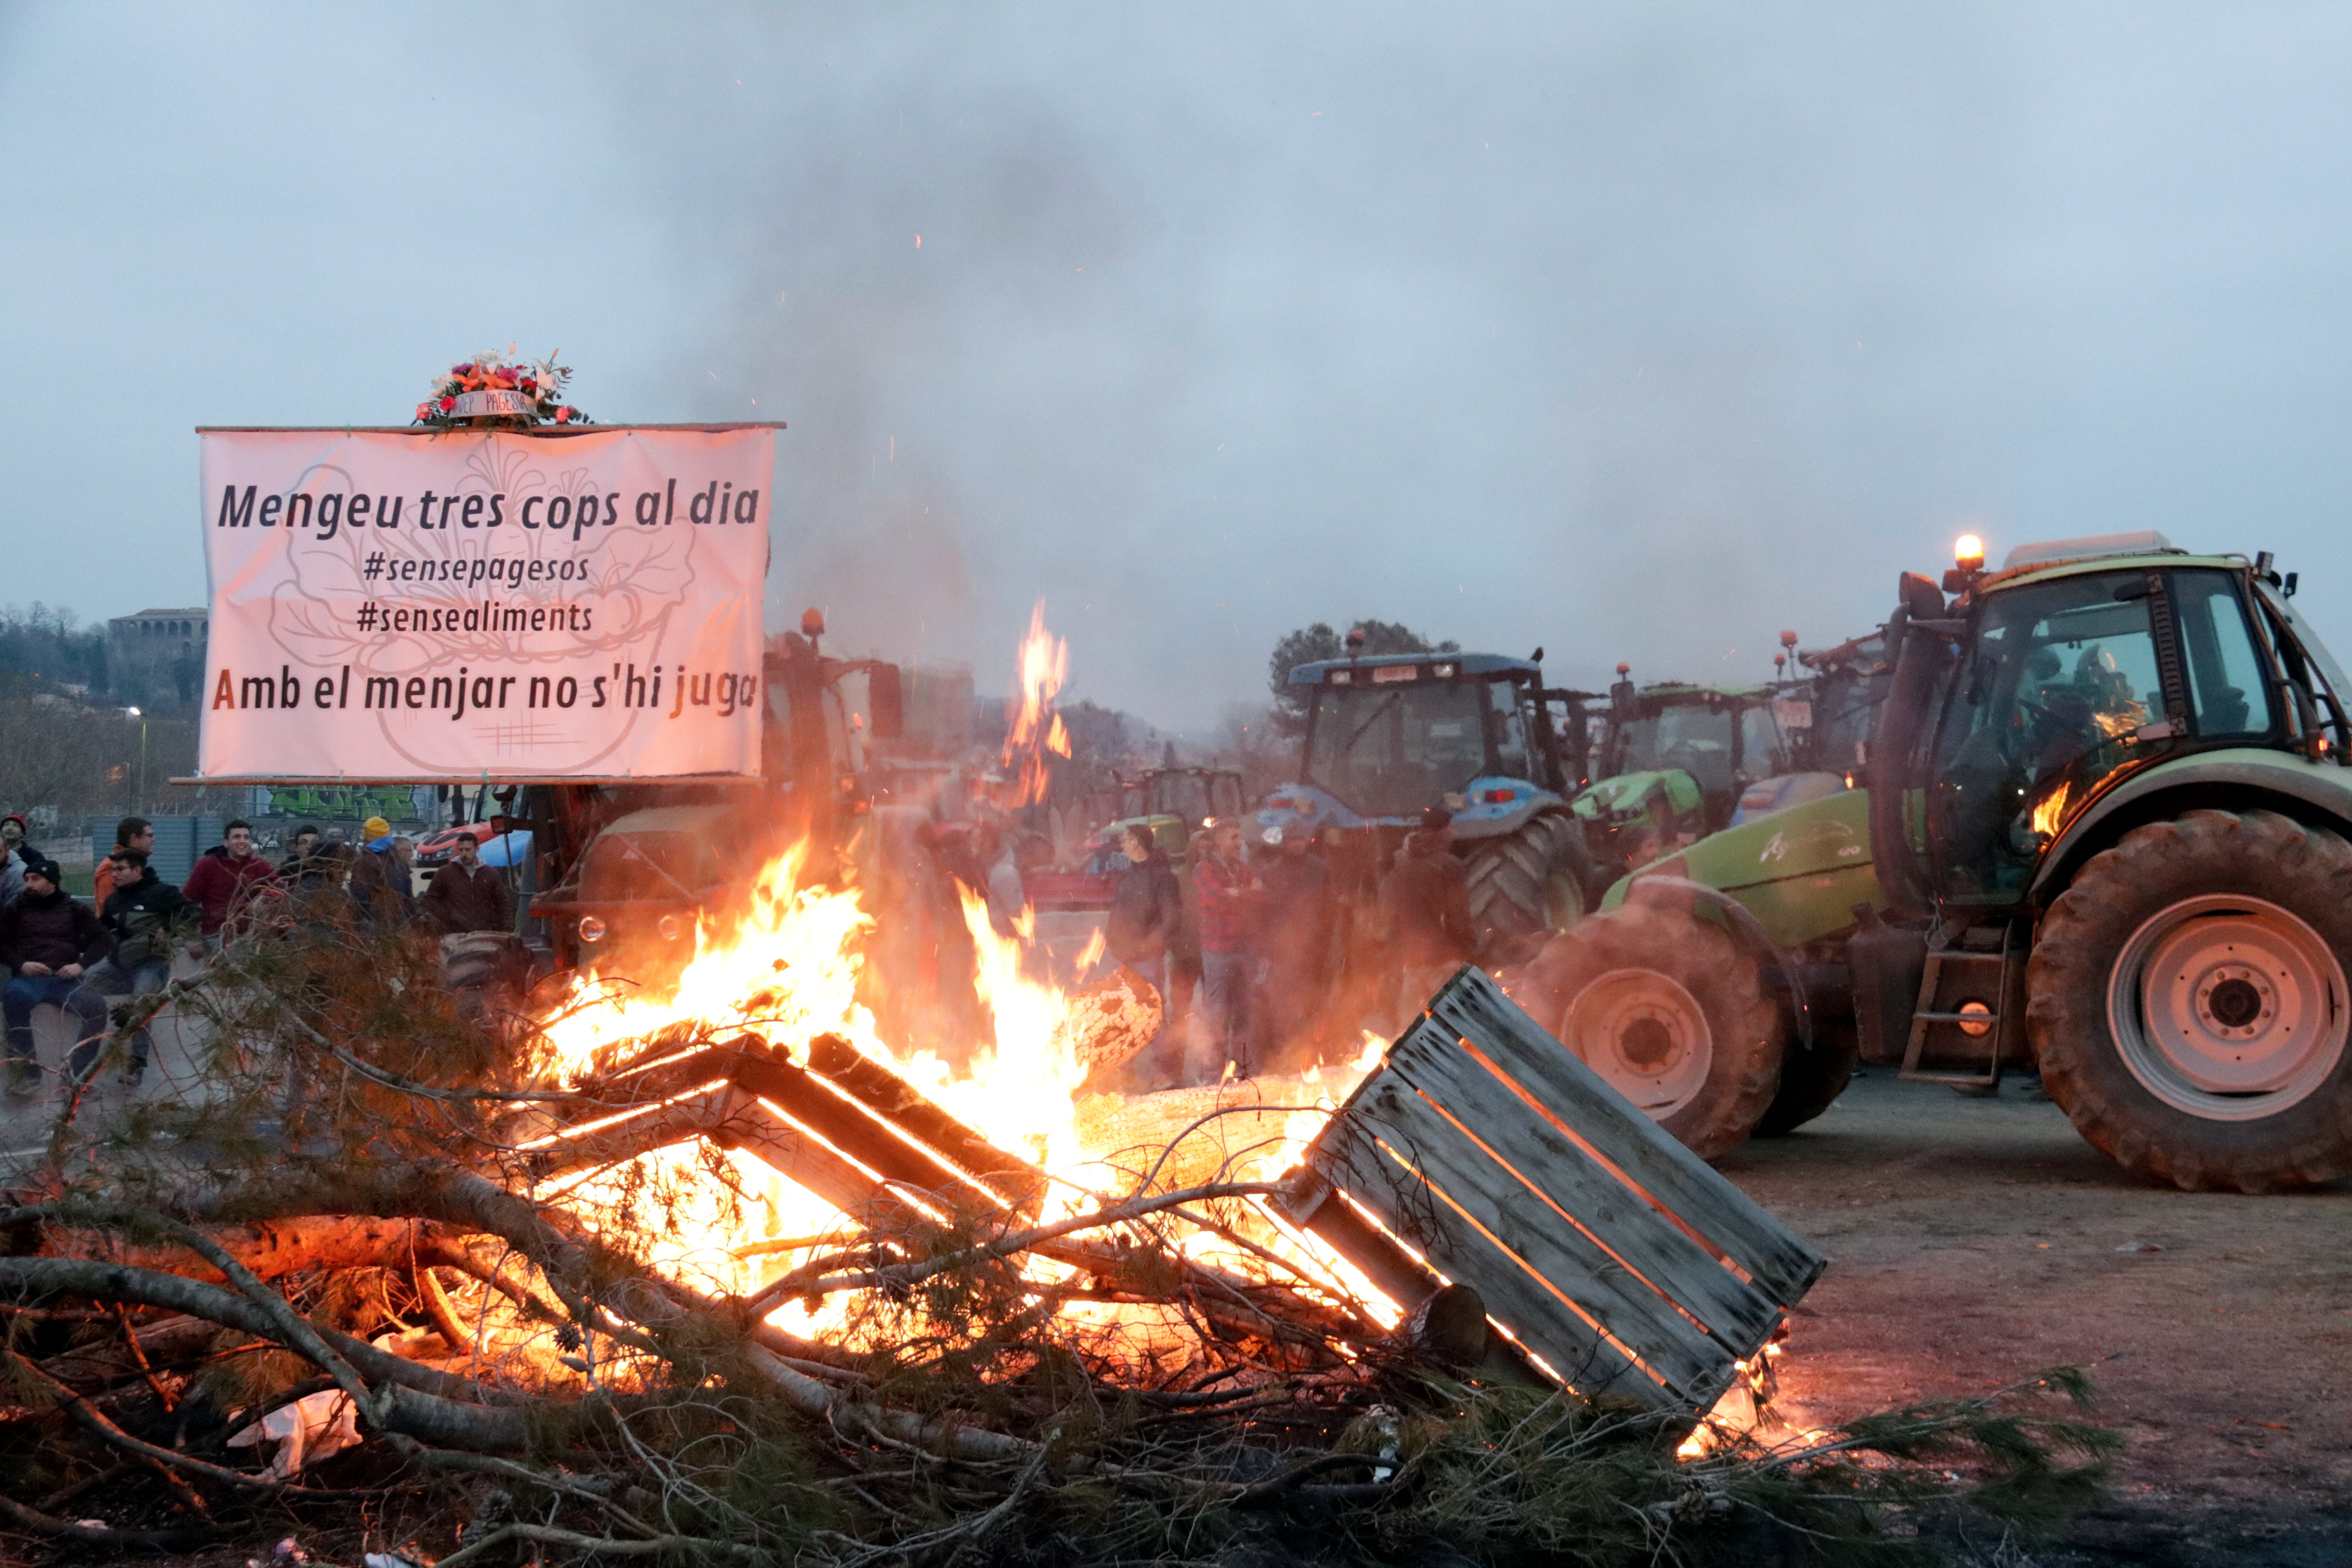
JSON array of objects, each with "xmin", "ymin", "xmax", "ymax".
[{"xmin": 3, "ymin": 4, "xmax": 2348, "ymax": 731}]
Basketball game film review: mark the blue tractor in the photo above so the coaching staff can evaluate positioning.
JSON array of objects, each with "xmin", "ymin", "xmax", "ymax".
[{"xmin": 1253, "ymin": 650, "xmax": 1597, "ymax": 963}]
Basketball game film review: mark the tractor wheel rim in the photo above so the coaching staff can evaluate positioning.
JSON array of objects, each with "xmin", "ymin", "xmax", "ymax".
[
  {"xmin": 1562, "ymin": 967, "xmax": 1712, "ymax": 1117},
  {"xmin": 2107, "ymin": 894, "xmax": 2348, "ymax": 1121}
]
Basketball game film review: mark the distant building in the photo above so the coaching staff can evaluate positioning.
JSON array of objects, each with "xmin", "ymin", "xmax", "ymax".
[{"xmin": 107, "ymin": 607, "xmax": 209, "ymax": 710}]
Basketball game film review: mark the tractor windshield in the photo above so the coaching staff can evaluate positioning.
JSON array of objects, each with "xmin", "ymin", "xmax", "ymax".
[
  {"xmin": 1616, "ymin": 704, "xmax": 1739, "ymax": 797},
  {"xmin": 1926, "ymin": 571, "xmax": 2164, "ymax": 899},
  {"xmin": 1303, "ymin": 678, "xmax": 1497, "ymax": 818}
]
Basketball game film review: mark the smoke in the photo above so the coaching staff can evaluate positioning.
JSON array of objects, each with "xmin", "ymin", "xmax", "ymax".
[
  {"xmin": 8, "ymin": 4, "xmax": 2352, "ymax": 727},
  {"xmin": 579, "ymin": 3, "xmax": 2040, "ymax": 716}
]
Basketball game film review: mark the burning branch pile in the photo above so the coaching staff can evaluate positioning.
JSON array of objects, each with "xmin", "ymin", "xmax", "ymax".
[{"xmin": 0, "ymin": 872, "xmax": 2116, "ymax": 1565}]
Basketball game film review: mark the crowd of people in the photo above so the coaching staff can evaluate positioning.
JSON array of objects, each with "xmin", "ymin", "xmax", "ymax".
[
  {"xmin": 1098, "ymin": 803, "xmax": 1474, "ymax": 1090},
  {"xmin": 0, "ymin": 814, "xmax": 517, "ymax": 1096}
]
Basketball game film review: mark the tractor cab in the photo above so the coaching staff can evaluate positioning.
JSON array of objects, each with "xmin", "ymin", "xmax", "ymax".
[
  {"xmin": 1256, "ymin": 651, "xmax": 1597, "ymax": 961},
  {"xmin": 1261, "ymin": 654, "xmax": 1583, "ymax": 841},
  {"xmin": 1572, "ymin": 676, "xmax": 1792, "ymax": 888},
  {"xmin": 1115, "ymin": 766, "xmax": 1247, "ymax": 835},
  {"xmin": 1723, "ymin": 630, "xmax": 1894, "ymax": 827}
]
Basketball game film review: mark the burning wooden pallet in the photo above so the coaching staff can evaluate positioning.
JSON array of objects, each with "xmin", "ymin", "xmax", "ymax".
[
  {"xmin": 521, "ymin": 1032, "xmax": 1050, "ymax": 1224},
  {"xmin": 1268, "ymin": 967, "xmax": 1825, "ymax": 1417}
]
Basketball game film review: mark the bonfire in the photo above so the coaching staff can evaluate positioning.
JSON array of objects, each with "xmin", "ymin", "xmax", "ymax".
[{"xmin": 0, "ymin": 614, "xmax": 2115, "ymax": 1565}]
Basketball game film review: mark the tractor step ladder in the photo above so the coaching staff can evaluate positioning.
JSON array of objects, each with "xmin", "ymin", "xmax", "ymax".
[{"xmin": 1898, "ymin": 921, "xmax": 2021, "ymax": 1088}]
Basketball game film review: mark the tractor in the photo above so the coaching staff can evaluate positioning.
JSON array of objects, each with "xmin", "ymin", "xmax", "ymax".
[
  {"xmin": 526, "ymin": 610, "xmax": 907, "ymax": 979},
  {"xmin": 1117, "ymin": 765, "xmax": 1248, "ymax": 835},
  {"xmin": 1514, "ymin": 530, "xmax": 2352, "ymax": 1194},
  {"xmin": 1570, "ymin": 674, "xmax": 1795, "ymax": 895},
  {"xmin": 1719, "ymin": 628, "xmax": 1896, "ymax": 826},
  {"xmin": 1252, "ymin": 647, "xmax": 1595, "ymax": 962}
]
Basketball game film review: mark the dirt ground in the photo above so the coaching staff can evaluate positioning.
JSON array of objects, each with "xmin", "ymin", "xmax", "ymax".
[
  {"xmin": 5, "ymin": 998, "xmax": 2349, "ymax": 1562},
  {"xmin": 1723, "ymin": 1068, "xmax": 2352, "ymax": 1566}
]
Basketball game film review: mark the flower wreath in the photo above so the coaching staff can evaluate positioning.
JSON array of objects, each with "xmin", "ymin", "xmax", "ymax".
[{"xmin": 413, "ymin": 349, "xmax": 589, "ymax": 431}]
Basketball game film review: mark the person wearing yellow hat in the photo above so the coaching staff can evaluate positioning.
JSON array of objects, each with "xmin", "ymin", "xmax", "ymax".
[{"xmin": 347, "ymin": 816, "xmax": 412, "ymax": 928}]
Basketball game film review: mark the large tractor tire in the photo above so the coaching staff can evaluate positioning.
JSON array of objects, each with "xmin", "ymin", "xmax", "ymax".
[
  {"xmin": 1754, "ymin": 1016, "xmax": 1859, "ymax": 1137},
  {"xmin": 1463, "ymin": 812, "xmax": 1593, "ymax": 965},
  {"xmin": 2030, "ymin": 808, "xmax": 2352, "ymax": 1194},
  {"xmin": 442, "ymin": 932, "xmax": 535, "ymax": 1028},
  {"xmin": 1510, "ymin": 903, "xmax": 1785, "ymax": 1159}
]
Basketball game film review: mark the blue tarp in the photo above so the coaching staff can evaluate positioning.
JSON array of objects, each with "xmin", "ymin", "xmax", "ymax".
[{"xmin": 479, "ymin": 830, "xmax": 533, "ymax": 869}]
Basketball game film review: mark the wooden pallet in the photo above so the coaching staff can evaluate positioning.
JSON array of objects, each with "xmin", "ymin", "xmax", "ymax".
[{"xmin": 1268, "ymin": 967, "xmax": 1825, "ymax": 1415}]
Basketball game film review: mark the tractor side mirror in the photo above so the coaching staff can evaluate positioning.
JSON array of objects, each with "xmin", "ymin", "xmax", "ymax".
[
  {"xmin": 1899, "ymin": 572, "xmax": 1946, "ymax": 621},
  {"xmin": 1610, "ymin": 679, "xmax": 1638, "ymax": 720},
  {"xmin": 868, "ymin": 663, "xmax": 905, "ymax": 741}
]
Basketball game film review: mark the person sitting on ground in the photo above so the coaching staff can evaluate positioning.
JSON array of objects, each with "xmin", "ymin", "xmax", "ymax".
[
  {"xmin": 1383, "ymin": 805, "xmax": 1475, "ymax": 1021},
  {"xmin": 0, "ymin": 855, "xmax": 114, "ymax": 1094},
  {"xmin": 92, "ymin": 815, "xmax": 156, "ymax": 912},
  {"xmin": 83, "ymin": 848, "xmax": 200, "ymax": 1085},
  {"xmin": 181, "ymin": 819, "xmax": 279, "ymax": 946},
  {"xmin": 419, "ymin": 832, "xmax": 514, "ymax": 935}
]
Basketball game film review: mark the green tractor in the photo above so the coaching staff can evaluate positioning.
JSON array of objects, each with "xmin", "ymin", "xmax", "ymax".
[
  {"xmin": 1569, "ymin": 672, "xmax": 1796, "ymax": 897},
  {"xmin": 1515, "ymin": 531, "xmax": 2352, "ymax": 1192}
]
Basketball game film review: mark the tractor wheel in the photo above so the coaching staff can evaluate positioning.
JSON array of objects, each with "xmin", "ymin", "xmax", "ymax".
[
  {"xmin": 443, "ymin": 933, "xmax": 533, "ymax": 1028},
  {"xmin": 1754, "ymin": 1016, "xmax": 1858, "ymax": 1137},
  {"xmin": 1511, "ymin": 904, "xmax": 1785, "ymax": 1159},
  {"xmin": 2030, "ymin": 809, "xmax": 2352, "ymax": 1194},
  {"xmin": 1463, "ymin": 812, "xmax": 1592, "ymax": 965}
]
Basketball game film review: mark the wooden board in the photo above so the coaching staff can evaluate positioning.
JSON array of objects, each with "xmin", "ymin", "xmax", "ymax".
[
  {"xmin": 1293, "ymin": 967, "xmax": 1826, "ymax": 1414},
  {"xmin": 1426, "ymin": 974, "xmax": 1826, "ymax": 1305}
]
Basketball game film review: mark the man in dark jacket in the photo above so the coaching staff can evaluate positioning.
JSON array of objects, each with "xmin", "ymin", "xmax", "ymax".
[
  {"xmin": 420, "ymin": 834, "xmax": 514, "ymax": 935},
  {"xmin": 82, "ymin": 848, "xmax": 199, "ymax": 1085},
  {"xmin": 0, "ymin": 855, "xmax": 114, "ymax": 1092},
  {"xmin": 1258, "ymin": 825, "xmax": 1334, "ymax": 1061},
  {"xmin": 1103, "ymin": 824, "xmax": 1182, "ymax": 1082},
  {"xmin": 279, "ymin": 823, "xmax": 323, "ymax": 879},
  {"xmin": 92, "ymin": 816, "xmax": 154, "ymax": 912},
  {"xmin": 1383, "ymin": 806, "xmax": 1475, "ymax": 1021}
]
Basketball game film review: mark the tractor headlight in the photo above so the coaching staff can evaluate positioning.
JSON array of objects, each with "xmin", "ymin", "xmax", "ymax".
[
  {"xmin": 576, "ymin": 915, "xmax": 606, "ymax": 944},
  {"xmin": 657, "ymin": 914, "xmax": 685, "ymax": 941}
]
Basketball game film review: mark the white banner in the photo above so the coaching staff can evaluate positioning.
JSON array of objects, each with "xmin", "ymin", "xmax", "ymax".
[{"xmin": 195, "ymin": 426, "xmax": 774, "ymax": 781}]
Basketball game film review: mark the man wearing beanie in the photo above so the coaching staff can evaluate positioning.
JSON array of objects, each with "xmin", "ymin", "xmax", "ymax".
[
  {"xmin": 182, "ymin": 819, "xmax": 278, "ymax": 941},
  {"xmin": 0, "ymin": 854, "xmax": 113, "ymax": 1092},
  {"xmin": 347, "ymin": 815, "xmax": 412, "ymax": 928}
]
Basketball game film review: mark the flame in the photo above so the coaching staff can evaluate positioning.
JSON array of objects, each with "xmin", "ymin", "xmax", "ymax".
[
  {"xmin": 1000, "ymin": 600, "xmax": 1070, "ymax": 805},
  {"xmin": 2028, "ymin": 778, "xmax": 2070, "ymax": 839},
  {"xmin": 520, "ymin": 609, "xmax": 1404, "ymax": 1363},
  {"xmin": 1676, "ymin": 1340, "xmax": 1789, "ymax": 1458}
]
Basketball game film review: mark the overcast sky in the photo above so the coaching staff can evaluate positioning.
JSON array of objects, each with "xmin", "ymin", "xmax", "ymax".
[{"xmin": 3, "ymin": 4, "xmax": 2349, "ymax": 732}]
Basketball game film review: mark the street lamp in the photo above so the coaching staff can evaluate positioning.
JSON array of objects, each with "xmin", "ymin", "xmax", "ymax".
[{"xmin": 126, "ymin": 707, "xmax": 145, "ymax": 807}]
